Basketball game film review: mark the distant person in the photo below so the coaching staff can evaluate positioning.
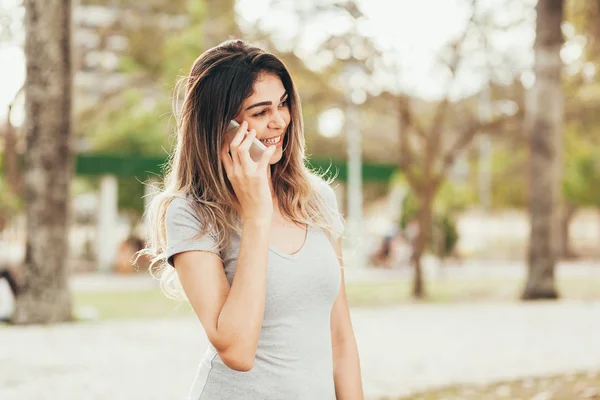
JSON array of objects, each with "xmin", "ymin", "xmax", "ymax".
[
  {"xmin": 0, "ymin": 265, "xmax": 20, "ymax": 322},
  {"xmin": 0, "ymin": 266, "xmax": 20, "ymax": 297},
  {"xmin": 139, "ymin": 40, "xmax": 363, "ymax": 399},
  {"xmin": 370, "ymin": 234, "xmax": 393, "ymax": 268}
]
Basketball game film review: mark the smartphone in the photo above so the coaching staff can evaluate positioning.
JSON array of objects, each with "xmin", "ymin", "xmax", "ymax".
[{"xmin": 226, "ymin": 120, "xmax": 268, "ymax": 162}]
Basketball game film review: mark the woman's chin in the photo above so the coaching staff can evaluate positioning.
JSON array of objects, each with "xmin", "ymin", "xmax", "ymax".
[{"xmin": 268, "ymin": 148, "xmax": 284, "ymax": 165}]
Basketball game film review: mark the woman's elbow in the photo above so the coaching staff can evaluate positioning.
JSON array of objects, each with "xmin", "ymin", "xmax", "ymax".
[{"xmin": 219, "ymin": 348, "xmax": 255, "ymax": 372}]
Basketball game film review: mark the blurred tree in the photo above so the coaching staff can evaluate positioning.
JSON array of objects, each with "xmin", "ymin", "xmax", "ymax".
[
  {"xmin": 77, "ymin": 1, "xmax": 203, "ymax": 220},
  {"xmin": 561, "ymin": 120, "xmax": 600, "ymax": 257},
  {"xmin": 204, "ymin": 0, "xmax": 239, "ymax": 48},
  {"xmin": 12, "ymin": 0, "xmax": 73, "ymax": 323},
  {"xmin": 479, "ymin": 78, "xmax": 600, "ymax": 260},
  {"xmin": 561, "ymin": 0, "xmax": 600, "ymax": 257},
  {"xmin": 522, "ymin": 0, "xmax": 564, "ymax": 300},
  {"xmin": 567, "ymin": 0, "xmax": 600, "ymax": 60},
  {"xmin": 398, "ymin": 178, "xmax": 475, "ymax": 260},
  {"xmin": 394, "ymin": 94, "xmax": 513, "ymax": 298},
  {"xmin": 387, "ymin": 1, "xmax": 522, "ymax": 298}
]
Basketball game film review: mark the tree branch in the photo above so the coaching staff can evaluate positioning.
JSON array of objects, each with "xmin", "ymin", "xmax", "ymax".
[
  {"xmin": 430, "ymin": 0, "xmax": 480, "ymax": 148},
  {"xmin": 397, "ymin": 95, "xmax": 427, "ymax": 140},
  {"xmin": 441, "ymin": 116, "xmax": 508, "ymax": 171},
  {"xmin": 397, "ymin": 96, "xmax": 424, "ymax": 191}
]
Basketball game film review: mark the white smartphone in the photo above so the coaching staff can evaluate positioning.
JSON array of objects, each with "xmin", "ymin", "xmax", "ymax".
[{"xmin": 226, "ymin": 120, "xmax": 268, "ymax": 162}]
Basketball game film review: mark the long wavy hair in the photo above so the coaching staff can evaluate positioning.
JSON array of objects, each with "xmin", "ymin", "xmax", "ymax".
[{"xmin": 138, "ymin": 39, "xmax": 342, "ymax": 298}]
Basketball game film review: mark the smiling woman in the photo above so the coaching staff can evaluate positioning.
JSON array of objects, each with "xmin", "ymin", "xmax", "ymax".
[
  {"xmin": 137, "ymin": 39, "xmax": 364, "ymax": 400},
  {"xmin": 235, "ymin": 74, "xmax": 289, "ymax": 155}
]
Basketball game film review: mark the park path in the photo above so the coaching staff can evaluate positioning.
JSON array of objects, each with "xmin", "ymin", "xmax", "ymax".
[{"xmin": 1, "ymin": 301, "xmax": 600, "ymax": 399}]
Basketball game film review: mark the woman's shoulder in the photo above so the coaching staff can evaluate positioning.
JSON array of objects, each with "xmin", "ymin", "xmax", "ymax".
[
  {"xmin": 165, "ymin": 193, "xmax": 204, "ymax": 225},
  {"xmin": 308, "ymin": 173, "xmax": 338, "ymax": 205},
  {"xmin": 166, "ymin": 192, "xmax": 193, "ymax": 211}
]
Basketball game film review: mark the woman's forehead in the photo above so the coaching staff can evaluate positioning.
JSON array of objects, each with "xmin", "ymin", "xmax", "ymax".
[{"xmin": 246, "ymin": 74, "xmax": 285, "ymax": 101}]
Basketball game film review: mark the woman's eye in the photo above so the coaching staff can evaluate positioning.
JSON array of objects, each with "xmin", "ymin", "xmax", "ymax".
[{"xmin": 253, "ymin": 100, "xmax": 288, "ymax": 117}]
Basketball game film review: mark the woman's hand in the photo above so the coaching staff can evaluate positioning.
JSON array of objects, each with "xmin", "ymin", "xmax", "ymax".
[{"xmin": 221, "ymin": 121, "xmax": 277, "ymax": 222}]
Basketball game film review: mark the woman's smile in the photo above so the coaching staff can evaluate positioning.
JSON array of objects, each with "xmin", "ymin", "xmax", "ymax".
[{"xmin": 259, "ymin": 134, "xmax": 283, "ymax": 146}]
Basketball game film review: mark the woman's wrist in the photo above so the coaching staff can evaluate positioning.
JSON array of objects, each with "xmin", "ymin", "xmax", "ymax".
[{"xmin": 242, "ymin": 215, "xmax": 272, "ymax": 231}]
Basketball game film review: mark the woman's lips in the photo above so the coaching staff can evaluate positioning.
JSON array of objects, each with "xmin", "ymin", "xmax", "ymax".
[{"xmin": 259, "ymin": 134, "xmax": 283, "ymax": 146}]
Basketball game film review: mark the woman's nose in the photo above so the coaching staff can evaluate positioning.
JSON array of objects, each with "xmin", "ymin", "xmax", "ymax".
[{"xmin": 269, "ymin": 111, "xmax": 286, "ymax": 130}]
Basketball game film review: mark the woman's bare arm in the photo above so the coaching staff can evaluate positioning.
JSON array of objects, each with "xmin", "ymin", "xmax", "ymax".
[{"xmin": 174, "ymin": 218, "xmax": 270, "ymax": 372}]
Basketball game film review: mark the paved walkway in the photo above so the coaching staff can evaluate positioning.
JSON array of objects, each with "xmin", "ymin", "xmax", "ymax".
[{"xmin": 1, "ymin": 301, "xmax": 600, "ymax": 399}]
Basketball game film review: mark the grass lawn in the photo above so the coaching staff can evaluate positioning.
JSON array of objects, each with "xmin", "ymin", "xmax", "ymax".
[
  {"xmin": 392, "ymin": 371, "xmax": 600, "ymax": 400},
  {"xmin": 69, "ymin": 277, "xmax": 600, "ymax": 321},
  {"xmin": 345, "ymin": 277, "xmax": 600, "ymax": 307},
  {"xmin": 74, "ymin": 289, "xmax": 195, "ymax": 320}
]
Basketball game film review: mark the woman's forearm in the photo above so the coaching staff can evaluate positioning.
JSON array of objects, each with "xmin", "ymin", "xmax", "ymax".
[
  {"xmin": 333, "ymin": 337, "xmax": 364, "ymax": 399},
  {"xmin": 217, "ymin": 219, "xmax": 271, "ymax": 365}
]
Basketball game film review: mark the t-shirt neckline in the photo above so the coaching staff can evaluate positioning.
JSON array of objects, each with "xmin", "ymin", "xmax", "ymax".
[{"xmin": 268, "ymin": 224, "xmax": 312, "ymax": 260}]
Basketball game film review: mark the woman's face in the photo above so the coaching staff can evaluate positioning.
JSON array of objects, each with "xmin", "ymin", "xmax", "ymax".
[{"xmin": 234, "ymin": 73, "xmax": 291, "ymax": 165}]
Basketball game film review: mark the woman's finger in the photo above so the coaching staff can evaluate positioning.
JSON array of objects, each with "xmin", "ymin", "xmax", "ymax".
[
  {"xmin": 257, "ymin": 144, "xmax": 277, "ymax": 170},
  {"xmin": 228, "ymin": 121, "xmax": 248, "ymax": 166},
  {"xmin": 229, "ymin": 120, "xmax": 248, "ymax": 150},
  {"xmin": 238, "ymin": 129, "xmax": 256, "ymax": 171}
]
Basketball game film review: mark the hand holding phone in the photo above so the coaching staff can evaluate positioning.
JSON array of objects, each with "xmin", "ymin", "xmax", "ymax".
[
  {"xmin": 222, "ymin": 120, "xmax": 276, "ymax": 221},
  {"xmin": 226, "ymin": 120, "xmax": 267, "ymax": 162}
]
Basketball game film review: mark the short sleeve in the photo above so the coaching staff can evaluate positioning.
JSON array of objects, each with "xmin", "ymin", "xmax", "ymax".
[
  {"xmin": 164, "ymin": 196, "xmax": 220, "ymax": 267},
  {"xmin": 317, "ymin": 180, "xmax": 345, "ymax": 240}
]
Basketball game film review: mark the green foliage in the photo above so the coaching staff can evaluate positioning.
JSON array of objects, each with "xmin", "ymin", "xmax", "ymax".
[
  {"xmin": 393, "ymin": 173, "xmax": 475, "ymax": 257},
  {"xmin": 160, "ymin": 1, "xmax": 206, "ymax": 80},
  {"xmin": 435, "ymin": 180, "xmax": 478, "ymax": 215},
  {"xmin": 83, "ymin": 2, "xmax": 207, "ymax": 159},
  {"xmin": 118, "ymin": 177, "xmax": 146, "ymax": 217},
  {"xmin": 0, "ymin": 177, "xmax": 21, "ymax": 212},
  {"xmin": 489, "ymin": 146, "xmax": 528, "ymax": 209},
  {"xmin": 434, "ymin": 214, "xmax": 459, "ymax": 257},
  {"xmin": 0, "ymin": 151, "xmax": 22, "ymax": 219},
  {"xmin": 88, "ymin": 89, "xmax": 173, "ymax": 156},
  {"xmin": 564, "ymin": 124, "xmax": 600, "ymax": 207},
  {"xmin": 566, "ymin": 0, "xmax": 600, "ymax": 60}
]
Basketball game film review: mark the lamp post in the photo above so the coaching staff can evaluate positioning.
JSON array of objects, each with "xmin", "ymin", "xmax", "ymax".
[
  {"xmin": 478, "ymin": 85, "xmax": 492, "ymax": 210},
  {"xmin": 344, "ymin": 64, "xmax": 366, "ymax": 269}
]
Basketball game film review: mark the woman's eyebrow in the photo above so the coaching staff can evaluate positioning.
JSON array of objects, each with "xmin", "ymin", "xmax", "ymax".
[{"xmin": 244, "ymin": 91, "xmax": 288, "ymax": 111}]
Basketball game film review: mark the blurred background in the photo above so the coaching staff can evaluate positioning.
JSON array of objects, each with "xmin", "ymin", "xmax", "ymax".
[{"xmin": 1, "ymin": 0, "xmax": 599, "ymax": 399}]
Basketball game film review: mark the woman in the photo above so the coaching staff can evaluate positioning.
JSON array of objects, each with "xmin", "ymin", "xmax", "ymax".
[{"xmin": 142, "ymin": 39, "xmax": 363, "ymax": 400}]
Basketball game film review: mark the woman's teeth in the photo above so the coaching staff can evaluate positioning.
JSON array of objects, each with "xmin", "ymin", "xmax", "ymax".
[{"xmin": 260, "ymin": 135, "xmax": 281, "ymax": 145}]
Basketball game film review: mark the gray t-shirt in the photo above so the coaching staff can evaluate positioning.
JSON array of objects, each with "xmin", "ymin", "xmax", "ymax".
[{"xmin": 165, "ymin": 179, "xmax": 344, "ymax": 400}]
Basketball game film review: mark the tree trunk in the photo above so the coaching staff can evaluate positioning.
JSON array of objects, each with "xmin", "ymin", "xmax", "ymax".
[
  {"xmin": 12, "ymin": 0, "xmax": 73, "ymax": 324},
  {"xmin": 523, "ymin": 0, "xmax": 564, "ymax": 300},
  {"xmin": 411, "ymin": 191, "xmax": 433, "ymax": 299},
  {"xmin": 559, "ymin": 203, "xmax": 576, "ymax": 259}
]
